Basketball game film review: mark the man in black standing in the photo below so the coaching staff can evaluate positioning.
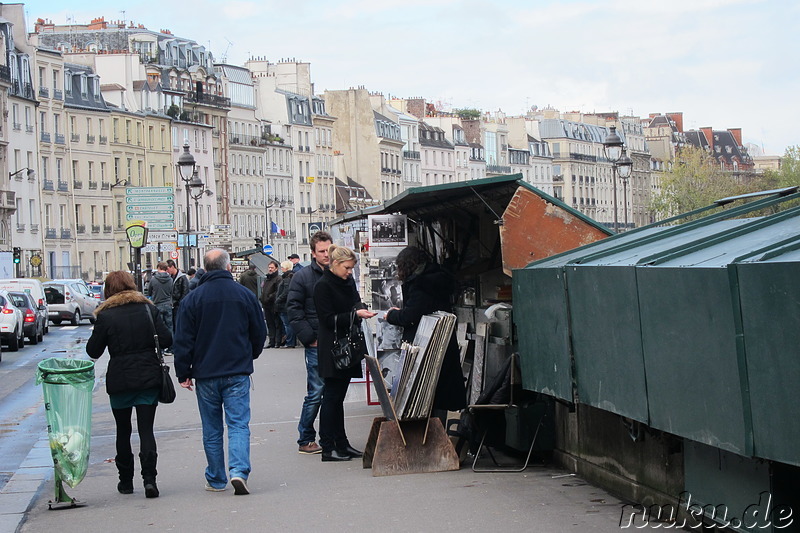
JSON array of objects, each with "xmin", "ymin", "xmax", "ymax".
[
  {"xmin": 167, "ymin": 259, "xmax": 190, "ymax": 329},
  {"xmin": 286, "ymin": 231, "xmax": 331, "ymax": 455},
  {"xmin": 260, "ymin": 261, "xmax": 281, "ymax": 348}
]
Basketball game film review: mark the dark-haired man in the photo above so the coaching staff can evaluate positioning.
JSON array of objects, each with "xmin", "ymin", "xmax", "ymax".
[{"xmin": 286, "ymin": 231, "xmax": 331, "ymax": 454}]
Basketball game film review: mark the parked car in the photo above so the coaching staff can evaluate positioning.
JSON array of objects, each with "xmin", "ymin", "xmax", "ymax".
[
  {"xmin": 43, "ymin": 280, "xmax": 99, "ymax": 326},
  {"xmin": 88, "ymin": 282, "xmax": 104, "ymax": 302},
  {"xmin": 0, "ymin": 278, "xmax": 49, "ymax": 335},
  {"xmin": 0, "ymin": 289, "xmax": 25, "ymax": 352},
  {"xmin": 7, "ymin": 291, "xmax": 45, "ymax": 344}
]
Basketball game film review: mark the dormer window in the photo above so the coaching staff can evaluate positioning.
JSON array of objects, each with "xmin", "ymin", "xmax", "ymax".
[
  {"xmin": 80, "ymin": 75, "xmax": 88, "ymax": 97},
  {"xmin": 65, "ymin": 71, "xmax": 72, "ymax": 95},
  {"xmin": 93, "ymin": 78, "xmax": 100, "ymax": 101}
]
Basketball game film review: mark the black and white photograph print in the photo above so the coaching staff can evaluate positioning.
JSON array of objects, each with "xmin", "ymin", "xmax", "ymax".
[
  {"xmin": 368, "ymin": 214, "xmax": 408, "ymax": 246},
  {"xmin": 371, "ymin": 279, "xmax": 402, "ymax": 310}
]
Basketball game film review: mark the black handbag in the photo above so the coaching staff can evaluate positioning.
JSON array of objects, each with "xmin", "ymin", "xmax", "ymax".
[
  {"xmin": 332, "ymin": 310, "xmax": 366, "ymax": 370},
  {"xmin": 144, "ymin": 306, "xmax": 176, "ymax": 404}
]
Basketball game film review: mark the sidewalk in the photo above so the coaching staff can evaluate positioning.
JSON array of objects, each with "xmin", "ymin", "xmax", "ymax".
[{"xmin": 17, "ymin": 347, "xmax": 630, "ymax": 532}]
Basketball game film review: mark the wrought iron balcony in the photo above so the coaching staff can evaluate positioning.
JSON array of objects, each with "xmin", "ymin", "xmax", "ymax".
[
  {"xmin": 46, "ymin": 227, "xmax": 57, "ymax": 239},
  {"xmin": 43, "ymin": 179, "xmax": 54, "ymax": 191},
  {"xmin": 73, "ymin": 180, "xmax": 83, "ymax": 189},
  {"xmin": 0, "ymin": 65, "xmax": 9, "ymax": 83},
  {"xmin": 76, "ymin": 224, "xmax": 86, "ymax": 234},
  {"xmin": 103, "ymin": 224, "xmax": 112, "ymax": 233},
  {"xmin": 91, "ymin": 224, "xmax": 101, "ymax": 233},
  {"xmin": 61, "ymin": 228, "xmax": 72, "ymax": 239},
  {"xmin": 30, "ymin": 224, "xmax": 39, "ymax": 233},
  {"xmin": 71, "ymin": 134, "xmax": 80, "ymax": 143},
  {"xmin": 87, "ymin": 134, "xmax": 95, "ymax": 144},
  {"xmin": 12, "ymin": 122, "xmax": 20, "ymax": 131},
  {"xmin": 99, "ymin": 135, "xmax": 108, "ymax": 144},
  {"xmin": 53, "ymin": 89, "xmax": 63, "ymax": 100},
  {"xmin": 40, "ymin": 132, "xmax": 51, "ymax": 143},
  {"xmin": 185, "ymin": 90, "xmax": 230, "ymax": 109},
  {"xmin": 403, "ymin": 151, "xmax": 421, "ymax": 160},
  {"xmin": 55, "ymin": 133, "xmax": 65, "ymax": 144},
  {"xmin": 16, "ymin": 223, "xmax": 25, "ymax": 233},
  {"xmin": 101, "ymin": 182, "xmax": 110, "ymax": 190},
  {"xmin": 58, "ymin": 181, "xmax": 69, "ymax": 191},
  {"xmin": 89, "ymin": 181, "xmax": 98, "ymax": 189}
]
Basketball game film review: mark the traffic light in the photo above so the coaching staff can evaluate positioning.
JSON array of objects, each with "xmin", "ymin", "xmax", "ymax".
[
  {"xmin": 254, "ymin": 237, "xmax": 263, "ymax": 249},
  {"xmin": 12, "ymin": 247, "xmax": 20, "ymax": 264}
]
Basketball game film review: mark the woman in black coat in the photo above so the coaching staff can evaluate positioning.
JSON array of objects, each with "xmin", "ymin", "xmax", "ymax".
[
  {"xmin": 86, "ymin": 271, "xmax": 172, "ymax": 498},
  {"xmin": 313, "ymin": 245, "xmax": 376, "ymax": 461},
  {"xmin": 385, "ymin": 246, "xmax": 467, "ymax": 414}
]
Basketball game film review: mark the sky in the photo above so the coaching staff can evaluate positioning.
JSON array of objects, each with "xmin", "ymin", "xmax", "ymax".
[{"xmin": 29, "ymin": 0, "xmax": 799, "ymax": 156}]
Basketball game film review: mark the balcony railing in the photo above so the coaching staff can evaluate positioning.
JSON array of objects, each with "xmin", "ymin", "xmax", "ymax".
[
  {"xmin": 185, "ymin": 90, "xmax": 231, "ymax": 109},
  {"xmin": 101, "ymin": 182, "xmax": 110, "ymax": 190},
  {"xmin": 103, "ymin": 224, "xmax": 112, "ymax": 233},
  {"xmin": 12, "ymin": 122, "xmax": 20, "ymax": 131},
  {"xmin": 30, "ymin": 224, "xmax": 39, "ymax": 233},
  {"xmin": 55, "ymin": 133, "xmax": 65, "ymax": 144},
  {"xmin": 569, "ymin": 152, "xmax": 597, "ymax": 163},
  {"xmin": 76, "ymin": 224, "xmax": 86, "ymax": 234},
  {"xmin": 40, "ymin": 132, "xmax": 51, "ymax": 143},
  {"xmin": 26, "ymin": 125, "xmax": 34, "ymax": 133},
  {"xmin": 71, "ymin": 134, "xmax": 80, "ymax": 143},
  {"xmin": 91, "ymin": 224, "xmax": 100, "ymax": 233},
  {"xmin": 16, "ymin": 223, "xmax": 25, "ymax": 232},
  {"xmin": 403, "ymin": 150, "xmax": 421, "ymax": 160},
  {"xmin": 43, "ymin": 179, "xmax": 54, "ymax": 191},
  {"xmin": 61, "ymin": 228, "xmax": 72, "ymax": 239},
  {"xmin": 486, "ymin": 164, "xmax": 512, "ymax": 174},
  {"xmin": 46, "ymin": 227, "xmax": 56, "ymax": 239},
  {"xmin": 87, "ymin": 134, "xmax": 95, "ymax": 144},
  {"xmin": 73, "ymin": 180, "xmax": 83, "ymax": 189},
  {"xmin": 0, "ymin": 65, "xmax": 9, "ymax": 83},
  {"xmin": 58, "ymin": 181, "xmax": 69, "ymax": 191},
  {"xmin": 53, "ymin": 89, "xmax": 63, "ymax": 100},
  {"xmin": 99, "ymin": 135, "xmax": 108, "ymax": 144},
  {"xmin": 88, "ymin": 180, "xmax": 98, "ymax": 189}
]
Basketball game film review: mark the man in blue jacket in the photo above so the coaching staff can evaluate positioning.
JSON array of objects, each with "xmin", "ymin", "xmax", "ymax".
[
  {"xmin": 173, "ymin": 248, "xmax": 267, "ymax": 495},
  {"xmin": 287, "ymin": 231, "xmax": 331, "ymax": 454}
]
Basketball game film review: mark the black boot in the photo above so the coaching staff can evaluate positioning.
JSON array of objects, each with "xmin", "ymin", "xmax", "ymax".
[
  {"xmin": 139, "ymin": 451, "xmax": 159, "ymax": 498},
  {"xmin": 116, "ymin": 454, "xmax": 135, "ymax": 494}
]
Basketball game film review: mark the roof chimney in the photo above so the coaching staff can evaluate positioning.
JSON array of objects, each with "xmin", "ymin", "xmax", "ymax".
[
  {"xmin": 728, "ymin": 128, "xmax": 742, "ymax": 147},
  {"xmin": 700, "ymin": 127, "xmax": 714, "ymax": 151},
  {"xmin": 667, "ymin": 112, "xmax": 684, "ymax": 132}
]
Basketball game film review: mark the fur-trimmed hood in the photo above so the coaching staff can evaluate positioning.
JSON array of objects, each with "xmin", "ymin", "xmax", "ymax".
[{"xmin": 95, "ymin": 290, "xmax": 152, "ymax": 315}]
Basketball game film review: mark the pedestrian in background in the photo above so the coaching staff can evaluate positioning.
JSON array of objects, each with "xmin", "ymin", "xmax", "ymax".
[
  {"xmin": 288, "ymin": 253, "xmax": 303, "ymax": 272},
  {"xmin": 166, "ymin": 259, "xmax": 190, "ymax": 329},
  {"xmin": 189, "ymin": 267, "xmax": 205, "ymax": 290},
  {"xmin": 147, "ymin": 262, "xmax": 174, "ymax": 334},
  {"xmin": 173, "ymin": 249, "xmax": 267, "ymax": 495},
  {"xmin": 238, "ymin": 264, "xmax": 259, "ymax": 296},
  {"xmin": 274, "ymin": 260, "xmax": 296, "ymax": 348},
  {"xmin": 313, "ymin": 245, "xmax": 376, "ymax": 461},
  {"xmin": 86, "ymin": 270, "xmax": 172, "ymax": 498},
  {"xmin": 260, "ymin": 261, "xmax": 281, "ymax": 348},
  {"xmin": 287, "ymin": 231, "xmax": 332, "ymax": 455}
]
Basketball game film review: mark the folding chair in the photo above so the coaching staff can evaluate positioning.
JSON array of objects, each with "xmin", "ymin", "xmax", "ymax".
[{"xmin": 467, "ymin": 352, "xmax": 549, "ymax": 472}]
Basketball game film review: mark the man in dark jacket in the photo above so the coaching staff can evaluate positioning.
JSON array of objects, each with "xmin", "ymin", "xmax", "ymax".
[
  {"xmin": 147, "ymin": 261, "xmax": 174, "ymax": 333},
  {"xmin": 288, "ymin": 253, "xmax": 303, "ymax": 273},
  {"xmin": 260, "ymin": 261, "xmax": 281, "ymax": 348},
  {"xmin": 167, "ymin": 259, "xmax": 190, "ymax": 328},
  {"xmin": 238, "ymin": 264, "xmax": 259, "ymax": 296},
  {"xmin": 173, "ymin": 249, "xmax": 267, "ymax": 495},
  {"xmin": 287, "ymin": 231, "xmax": 331, "ymax": 454}
]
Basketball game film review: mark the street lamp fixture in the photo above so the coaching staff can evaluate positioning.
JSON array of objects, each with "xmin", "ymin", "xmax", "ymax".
[
  {"xmin": 176, "ymin": 142, "xmax": 197, "ymax": 269},
  {"xmin": 188, "ymin": 170, "xmax": 211, "ymax": 266},
  {"xmin": 110, "ymin": 178, "xmax": 130, "ymax": 188},
  {"xmin": 616, "ymin": 149, "xmax": 633, "ymax": 231},
  {"xmin": 603, "ymin": 125, "xmax": 625, "ymax": 232},
  {"xmin": 9, "ymin": 168, "xmax": 35, "ymax": 180}
]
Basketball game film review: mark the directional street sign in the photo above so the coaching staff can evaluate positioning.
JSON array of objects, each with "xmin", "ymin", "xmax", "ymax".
[
  {"xmin": 148, "ymin": 231, "xmax": 178, "ymax": 242},
  {"xmin": 126, "ymin": 186, "xmax": 175, "ymax": 230},
  {"xmin": 142, "ymin": 242, "xmax": 177, "ymax": 253}
]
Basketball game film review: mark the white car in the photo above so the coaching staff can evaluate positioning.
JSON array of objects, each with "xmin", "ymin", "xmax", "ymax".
[
  {"xmin": 43, "ymin": 280, "xmax": 99, "ymax": 326},
  {"xmin": 0, "ymin": 289, "xmax": 25, "ymax": 353}
]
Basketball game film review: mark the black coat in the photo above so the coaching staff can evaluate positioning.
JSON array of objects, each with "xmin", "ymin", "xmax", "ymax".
[
  {"xmin": 385, "ymin": 262, "xmax": 467, "ymax": 411},
  {"xmin": 287, "ymin": 260, "xmax": 325, "ymax": 346},
  {"xmin": 314, "ymin": 269, "xmax": 366, "ymax": 379},
  {"xmin": 274, "ymin": 271, "xmax": 293, "ymax": 313},
  {"xmin": 86, "ymin": 290, "xmax": 173, "ymax": 395}
]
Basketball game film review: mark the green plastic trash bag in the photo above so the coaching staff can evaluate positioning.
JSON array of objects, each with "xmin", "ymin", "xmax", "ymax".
[{"xmin": 36, "ymin": 358, "xmax": 95, "ymax": 490}]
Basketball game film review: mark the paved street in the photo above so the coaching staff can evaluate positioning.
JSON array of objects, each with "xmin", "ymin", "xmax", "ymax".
[{"xmin": 2, "ymin": 325, "xmax": 635, "ymax": 533}]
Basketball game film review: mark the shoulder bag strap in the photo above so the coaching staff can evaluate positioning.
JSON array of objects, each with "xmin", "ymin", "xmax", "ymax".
[{"xmin": 143, "ymin": 305, "xmax": 164, "ymax": 364}]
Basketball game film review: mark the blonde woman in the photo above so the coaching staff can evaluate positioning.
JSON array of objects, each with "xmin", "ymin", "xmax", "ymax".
[{"xmin": 312, "ymin": 245, "xmax": 376, "ymax": 461}]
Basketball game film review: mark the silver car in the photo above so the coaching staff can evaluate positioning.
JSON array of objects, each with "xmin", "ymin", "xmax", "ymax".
[
  {"xmin": 0, "ymin": 289, "xmax": 25, "ymax": 354},
  {"xmin": 43, "ymin": 280, "xmax": 99, "ymax": 326}
]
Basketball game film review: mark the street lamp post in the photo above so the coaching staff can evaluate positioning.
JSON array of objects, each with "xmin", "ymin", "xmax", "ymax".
[
  {"xmin": 603, "ymin": 125, "xmax": 624, "ymax": 232},
  {"xmin": 177, "ymin": 142, "xmax": 197, "ymax": 269},
  {"xmin": 616, "ymin": 149, "xmax": 633, "ymax": 231},
  {"xmin": 189, "ymin": 170, "xmax": 212, "ymax": 265}
]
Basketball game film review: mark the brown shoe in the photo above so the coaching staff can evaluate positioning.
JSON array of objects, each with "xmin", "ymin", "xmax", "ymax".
[{"xmin": 298, "ymin": 442, "xmax": 322, "ymax": 454}]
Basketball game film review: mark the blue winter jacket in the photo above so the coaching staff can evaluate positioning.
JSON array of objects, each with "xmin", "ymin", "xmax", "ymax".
[{"xmin": 173, "ymin": 269, "xmax": 267, "ymax": 382}]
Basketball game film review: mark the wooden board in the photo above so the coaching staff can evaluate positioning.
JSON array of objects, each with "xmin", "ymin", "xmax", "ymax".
[{"xmin": 370, "ymin": 418, "xmax": 460, "ymax": 477}]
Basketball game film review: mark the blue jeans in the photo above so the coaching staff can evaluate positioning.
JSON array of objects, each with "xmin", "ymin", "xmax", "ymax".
[
  {"xmin": 297, "ymin": 347, "xmax": 324, "ymax": 446},
  {"xmin": 279, "ymin": 312, "xmax": 296, "ymax": 347},
  {"xmin": 195, "ymin": 374, "xmax": 251, "ymax": 488}
]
